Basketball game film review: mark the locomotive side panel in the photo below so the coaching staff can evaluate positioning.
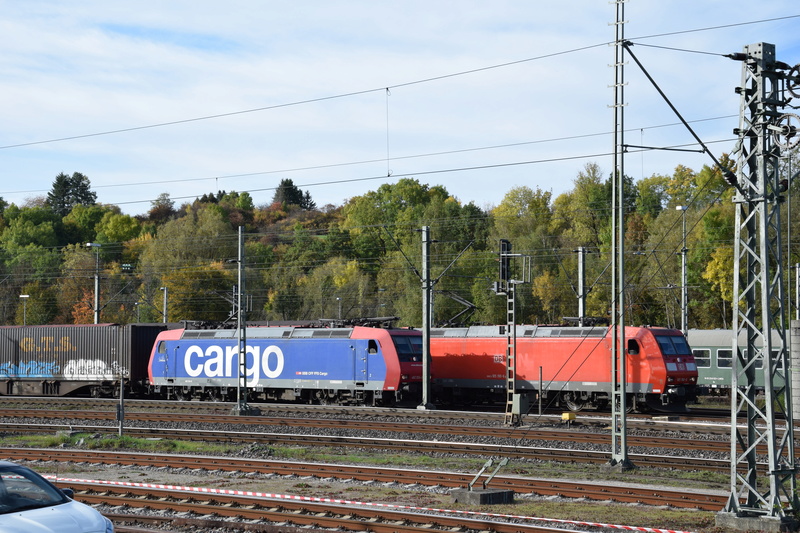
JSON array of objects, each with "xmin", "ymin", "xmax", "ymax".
[
  {"xmin": 429, "ymin": 325, "xmax": 696, "ymax": 412},
  {"xmin": 150, "ymin": 338, "xmax": 384, "ymax": 388},
  {"xmin": 515, "ymin": 336, "xmax": 612, "ymax": 392},
  {"xmin": 430, "ymin": 337, "xmax": 506, "ymax": 390}
]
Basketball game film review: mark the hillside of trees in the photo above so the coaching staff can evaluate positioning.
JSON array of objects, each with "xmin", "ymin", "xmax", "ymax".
[{"xmin": 1, "ymin": 163, "xmax": 798, "ymax": 329}]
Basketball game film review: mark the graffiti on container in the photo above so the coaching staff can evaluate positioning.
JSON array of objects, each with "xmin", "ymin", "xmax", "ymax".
[
  {"xmin": 19, "ymin": 336, "xmax": 78, "ymax": 353},
  {"xmin": 63, "ymin": 359, "xmax": 128, "ymax": 380},
  {"xmin": 0, "ymin": 359, "xmax": 128, "ymax": 379},
  {"xmin": 0, "ymin": 361, "xmax": 60, "ymax": 378}
]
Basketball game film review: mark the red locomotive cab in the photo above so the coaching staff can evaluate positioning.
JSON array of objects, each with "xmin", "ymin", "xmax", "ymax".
[
  {"xmin": 385, "ymin": 329, "xmax": 424, "ymax": 402},
  {"xmin": 633, "ymin": 328, "xmax": 698, "ymax": 409}
]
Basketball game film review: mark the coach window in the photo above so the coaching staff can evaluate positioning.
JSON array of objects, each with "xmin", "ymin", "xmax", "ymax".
[
  {"xmin": 717, "ymin": 349, "xmax": 732, "ymax": 368},
  {"xmin": 693, "ymin": 349, "xmax": 710, "ymax": 368}
]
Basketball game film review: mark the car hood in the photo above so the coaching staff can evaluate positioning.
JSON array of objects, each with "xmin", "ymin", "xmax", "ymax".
[{"xmin": 0, "ymin": 500, "xmax": 108, "ymax": 533}]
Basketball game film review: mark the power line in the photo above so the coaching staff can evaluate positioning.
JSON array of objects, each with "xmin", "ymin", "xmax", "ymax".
[{"xmin": 1, "ymin": 13, "xmax": 792, "ymax": 153}]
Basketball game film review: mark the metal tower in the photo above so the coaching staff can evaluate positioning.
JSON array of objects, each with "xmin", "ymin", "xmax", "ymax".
[
  {"xmin": 724, "ymin": 42, "xmax": 800, "ymax": 521},
  {"xmin": 493, "ymin": 239, "xmax": 530, "ymax": 426},
  {"xmin": 609, "ymin": 0, "xmax": 632, "ymax": 471}
]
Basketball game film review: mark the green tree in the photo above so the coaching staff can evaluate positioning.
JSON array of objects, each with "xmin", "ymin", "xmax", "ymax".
[
  {"xmin": 272, "ymin": 179, "xmax": 315, "ymax": 209},
  {"xmin": 492, "ymin": 186, "xmax": 552, "ymax": 239},
  {"xmin": 95, "ymin": 212, "xmax": 142, "ymax": 244},
  {"xmin": 46, "ymin": 172, "xmax": 97, "ymax": 218},
  {"xmin": 0, "ymin": 207, "xmax": 60, "ymax": 251},
  {"xmin": 137, "ymin": 206, "xmax": 237, "ymax": 321},
  {"xmin": 635, "ymin": 174, "xmax": 669, "ymax": 220},
  {"xmin": 162, "ymin": 262, "xmax": 236, "ymax": 322},
  {"xmin": 62, "ymin": 204, "xmax": 117, "ymax": 245},
  {"xmin": 16, "ymin": 282, "xmax": 57, "ymax": 325},
  {"xmin": 552, "ymin": 163, "xmax": 609, "ymax": 250}
]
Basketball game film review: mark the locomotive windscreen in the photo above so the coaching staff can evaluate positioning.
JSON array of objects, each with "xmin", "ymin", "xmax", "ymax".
[
  {"xmin": 655, "ymin": 335, "xmax": 692, "ymax": 355},
  {"xmin": 392, "ymin": 335, "xmax": 423, "ymax": 362}
]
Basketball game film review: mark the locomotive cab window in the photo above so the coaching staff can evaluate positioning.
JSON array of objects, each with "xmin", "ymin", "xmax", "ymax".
[
  {"xmin": 655, "ymin": 335, "xmax": 692, "ymax": 355},
  {"xmin": 627, "ymin": 339, "xmax": 639, "ymax": 355},
  {"xmin": 392, "ymin": 335, "xmax": 423, "ymax": 362},
  {"xmin": 157, "ymin": 341, "xmax": 166, "ymax": 354},
  {"xmin": 368, "ymin": 340, "xmax": 378, "ymax": 355}
]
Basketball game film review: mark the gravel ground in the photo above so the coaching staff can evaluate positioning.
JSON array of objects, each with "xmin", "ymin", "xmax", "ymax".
[{"xmin": 1, "ymin": 411, "xmax": 733, "ymax": 532}]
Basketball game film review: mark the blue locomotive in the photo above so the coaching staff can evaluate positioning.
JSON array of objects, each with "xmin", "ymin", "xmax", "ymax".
[{"xmin": 147, "ymin": 325, "xmax": 423, "ymax": 405}]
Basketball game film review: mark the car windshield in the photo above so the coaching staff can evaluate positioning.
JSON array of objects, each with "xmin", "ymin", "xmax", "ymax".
[{"xmin": 0, "ymin": 465, "xmax": 68, "ymax": 514}]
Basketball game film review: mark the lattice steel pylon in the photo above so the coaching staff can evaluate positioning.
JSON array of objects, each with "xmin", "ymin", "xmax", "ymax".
[{"xmin": 724, "ymin": 42, "xmax": 799, "ymax": 521}]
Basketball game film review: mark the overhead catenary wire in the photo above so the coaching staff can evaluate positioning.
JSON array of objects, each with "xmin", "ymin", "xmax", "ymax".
[{"xmin": 1, "ymin": 14, "xmax": 793, "ymax": 211}]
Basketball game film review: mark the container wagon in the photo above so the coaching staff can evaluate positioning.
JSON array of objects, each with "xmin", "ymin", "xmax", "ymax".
[{"xmin": 0, "ymin": 323, "xmax": 167, "ymax": 397}]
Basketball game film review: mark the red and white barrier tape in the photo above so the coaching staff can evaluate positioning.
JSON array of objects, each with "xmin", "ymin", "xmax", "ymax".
[{"xmin": 45, "ymin": 475, "xmax": 696, "ymax": 533}]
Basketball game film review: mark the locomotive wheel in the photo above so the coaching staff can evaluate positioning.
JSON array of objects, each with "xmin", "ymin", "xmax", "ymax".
[
  {"xmin": 174, "ymin": 389, "xmax": 191, "ymax": 401},
  {"xmin": 315, "ymin": 391, "xmax": 333, "ymax": 405},
  {"xmin": 562, "ymin": 392, "xmax": 585, "ymax": 412}
]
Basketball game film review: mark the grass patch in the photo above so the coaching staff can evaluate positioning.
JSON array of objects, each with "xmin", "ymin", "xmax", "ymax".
[
  {"xmin": 479, "ymin": 500, "xmax": 723, "ymax": 533},
  {"xmin": 0, "ymin": 433, "xmax": 238, "ymax": 455}
]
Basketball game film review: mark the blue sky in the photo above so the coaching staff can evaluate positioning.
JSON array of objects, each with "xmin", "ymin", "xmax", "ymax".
[{"xmin": 1, "ymin": 2, "xmax": 799, "ymax": 216}]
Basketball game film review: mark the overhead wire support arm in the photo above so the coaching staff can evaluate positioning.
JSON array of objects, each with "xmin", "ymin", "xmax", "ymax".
[
  {"xmin": 622, "ymin": 41, "xmax": 742, "ymax": 194},
  {"xmin": 432, "ymin": 241, "xmax": 473, "ymax": 285},
  {"xmin": 383, "ymin": 226, "xmax": 421, "ymax": 279}
]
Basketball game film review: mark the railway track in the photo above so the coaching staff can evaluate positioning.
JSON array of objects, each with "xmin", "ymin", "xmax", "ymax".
[
  {"xmin": 0, "ymin": 400, "xmax": 741, "ymax": 531},
  {"xmin": 11, "ymin": 447, "xmax": 726, "ymax": 511},
  {"xmin": 0, "ymin": 407, "xmax": 728, "ymax": 446},
  {"xmin": 0, "ymin": 395, "xmax": 732, "ymax": 422},
  {"xmin": 69, "ymin": 480, "xmax": 622, "ymax": 533},
  {"xmin": 0, "ymin": 420, "xmax": 735, "ymax": 473}
]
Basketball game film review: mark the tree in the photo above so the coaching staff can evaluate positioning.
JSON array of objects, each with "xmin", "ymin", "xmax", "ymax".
[
  {"xmin": 552, "ymin": 163, "xmax": 610, "ymax": 250},
  {"xmin": 635, "ymin": 174, "xmax": 669, "ymax": 220},
  {"xmin": 148, "ymin": 192, "xmax": 176, "ymax": 223},
  {"xmin": 95, "ymin": 212, "xmax": 142, "ymax": 244},
  {"xmin": 272, "ymin": 179, "xmax": 315, "ymax": 209},
  {"xmin": 62, "ymin": 204, "xmax": 117, "ymax": 245},
  {"xmin": 162, "ymin": 262, "xmax": 236, "ymax": 322},
  {"xmin": 0, "ymin": 206, "xmax": 60, "ymax": 251},
  {"xmin": 46, "ymin": 172, "xmax": 97, "ymax": 217},
  {"xmin": 492, "ymin": 186, "xmax": 552, "ymax": 245}
]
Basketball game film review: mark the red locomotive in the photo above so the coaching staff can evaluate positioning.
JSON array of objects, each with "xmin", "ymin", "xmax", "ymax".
[{"xmin": 429, "ymin": 325, "xmax": 697, "ymax": 412}]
